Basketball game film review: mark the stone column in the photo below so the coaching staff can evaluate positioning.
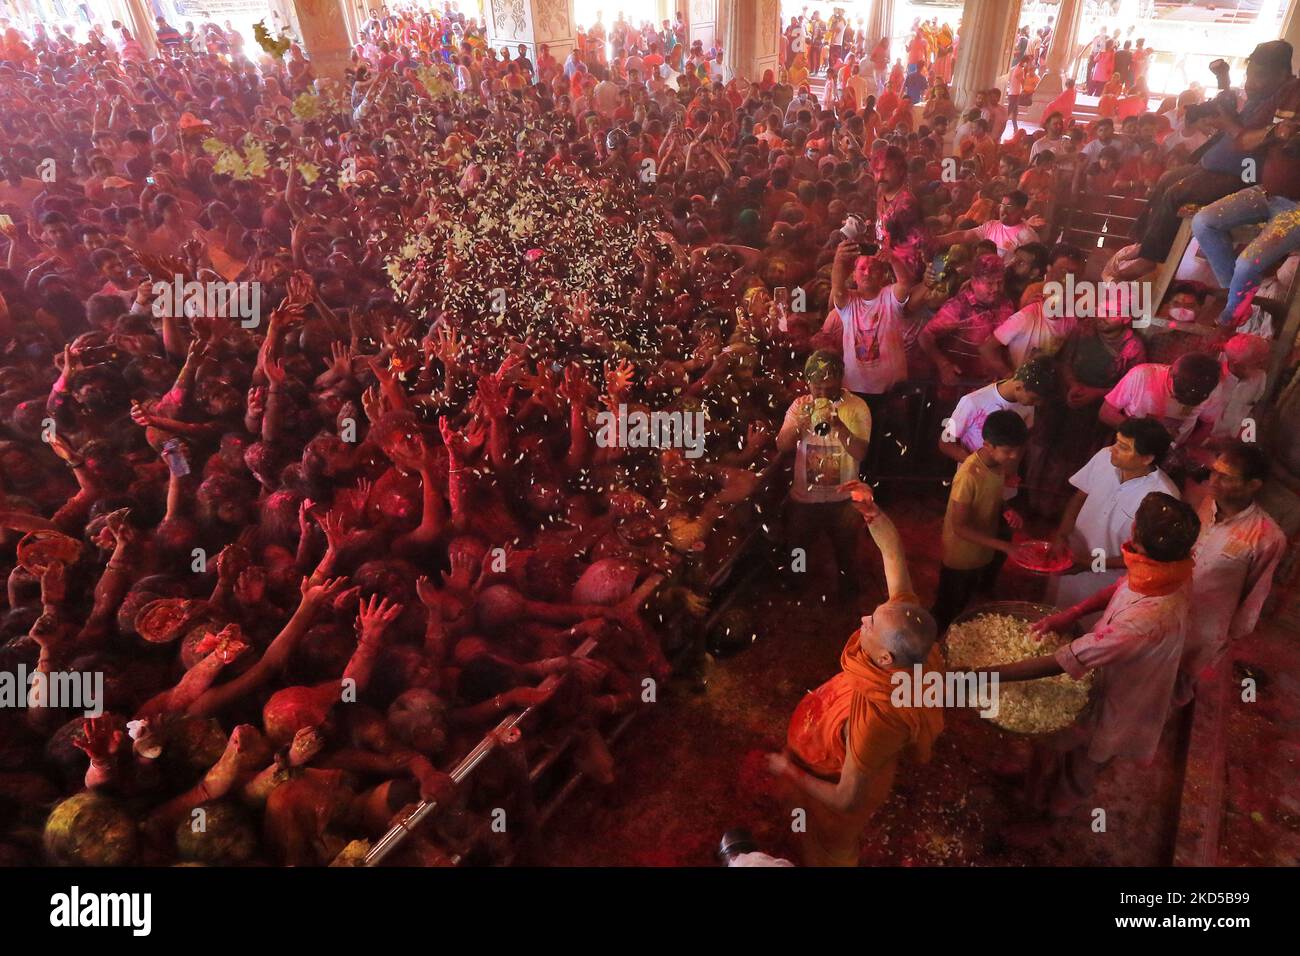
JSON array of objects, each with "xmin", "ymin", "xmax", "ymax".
[
  {"xmin": 292, "ymin": 0, "xmax": 354, "ymax": 78},
  {"xmin": 484, "ymin": 0, "xmax": 577, "ymax": 66},
  {"xmin": 949, "ymin": 0, "xmax": 1019, "ymax": 111},
  {"xmin": 725, "ymin": 0, "xmax": 780, "ymax": 84},
  {"xmin": 866, "ymin": 0, "xmax": 894, "ymax": 50},
  {"xmin": 1036, "ymin": 0, "xmax": 1084, "ymax": 99},
  {"xmin": 107, "ymin": 0, "xmax": 158, "ymax": 56}
]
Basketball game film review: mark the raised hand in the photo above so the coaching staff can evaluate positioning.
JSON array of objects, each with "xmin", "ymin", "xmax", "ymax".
[
  {"xmin": 433, "ymin": 324, "xmax": 462, "ymax": 367},
  {"xmin": 73, "ymin": 715, "xmax": 127, "ymax": 766},
  {"xmin": 361, "ymin": 384, "xmax": 385, "ymax": 422},
  {"xmin": 300, "ymin": 575, "xmax": 348, "ymax": 605},
  {"xmin": 262, "ymin": 356, "xmax": 287, "ymax": 387},
  {"xmin": 475, "ymin": 372, "xmax": 515, "ymax": 419},
  {"xmin": 314, "ymin": 509, "xmax": 347, "ymax": 553},
  {"xmin": 329, "ymin": 341, "xmax": 356, "ymax": 377},
  {"xmin": 837, "ymin": 480, "xmax": 880, "ymax": 522},
  {"xmin": 604, "ymin": 358, "xmax": 635, "ymax": 398},
  {"xmin": 356, "ymin": 594, "xmax": 403, "ymax": 639}
]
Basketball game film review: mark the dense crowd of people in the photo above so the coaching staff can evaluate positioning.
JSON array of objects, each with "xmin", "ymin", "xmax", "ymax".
[{"xmin": 0, "ymin": 4, "xmax": 1294, "ymax": 867}]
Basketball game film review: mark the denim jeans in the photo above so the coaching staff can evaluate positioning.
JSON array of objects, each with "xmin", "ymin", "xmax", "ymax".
[{"xmin": 1191, "ymin": 185, "xmax": 1300, "ymax": 326}]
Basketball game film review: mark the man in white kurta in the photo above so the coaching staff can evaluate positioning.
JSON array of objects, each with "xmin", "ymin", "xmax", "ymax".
[
  {"xmin": 1175, "ymin": 444, "xmax": 1285, "ymax": 705},
  {"xmin": 1047, "ymin": 417, "xmax": 1179, "ymax": 614},
  {"xmin": 985, "ymin": 492, "xmax": 1200, "ymax": 814}
]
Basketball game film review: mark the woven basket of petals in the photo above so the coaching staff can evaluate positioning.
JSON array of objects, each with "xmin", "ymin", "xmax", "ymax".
[{"xmin": 944, "ymin": 601, "xmax": 1092, "ymax": 735}]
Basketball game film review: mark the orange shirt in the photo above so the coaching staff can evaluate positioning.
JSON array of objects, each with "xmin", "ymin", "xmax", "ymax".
[{"xmin": 786, "ymin": 591, "xmax": 944, "ymax": 794}]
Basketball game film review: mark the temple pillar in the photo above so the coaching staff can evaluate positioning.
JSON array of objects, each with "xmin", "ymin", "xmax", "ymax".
[
  {"xmin": 950, "ymin": 0, "xmax": 1019, "ymax": 110},
  {"xmin": 484, "ymin": 0, "xmax": 577, "ymax": 66},
  {"xmin": 724, "ymin": 0, "xmax": 780, "ymax": 83},
  {"xmin": 107, "ymin": 0, "xmax": 158, "ymax": 56},
  {"xmin": 1035, "ymin": 0, "xmax": 1084, "ymax": 100},
  {"xmin": 292, "ymin": 0, "xmax": 354, "ymax": 78},
  {"xmin": 866, "ymin": 0, "xmax": 894, "ymax": 51}
]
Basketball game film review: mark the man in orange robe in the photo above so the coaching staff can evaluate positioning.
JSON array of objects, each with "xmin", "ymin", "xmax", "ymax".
[{"xmin": 767, "ymin": 483, "xmax": 945, "ymax": 866}]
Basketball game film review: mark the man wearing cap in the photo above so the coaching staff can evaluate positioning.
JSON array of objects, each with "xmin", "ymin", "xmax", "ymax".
[
  {"xmin": 766, "ymin": 487, "xmax": 943, "ymax": 865},
  {"xmin": 939, "ymin": 358, "xmax": 1052, "ymax": 465},
  {"xmin": 1113, "ymin": 40, "xmax": 1294, "ymax": 282}
]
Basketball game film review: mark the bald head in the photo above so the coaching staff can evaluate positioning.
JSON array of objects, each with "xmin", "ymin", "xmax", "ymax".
[{"xmin": 861, "ymin": 601, "xmax": 937, "ymax": 668}]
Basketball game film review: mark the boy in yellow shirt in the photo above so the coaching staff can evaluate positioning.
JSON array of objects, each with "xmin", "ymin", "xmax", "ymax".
[{"xmin": 932, "ymin": 409, "xmax": 1028, "ymax": 632}]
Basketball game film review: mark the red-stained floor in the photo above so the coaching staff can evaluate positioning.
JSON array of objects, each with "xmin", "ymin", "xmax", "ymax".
[{"xmin": 543, "ymin": 493, "xmax": 1295, "ymax": 866}]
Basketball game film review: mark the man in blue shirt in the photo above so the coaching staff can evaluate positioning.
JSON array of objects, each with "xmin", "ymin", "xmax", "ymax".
[{"xmin": 1111, "ymin": 41, "xmax": 1292, "ymax": 281}]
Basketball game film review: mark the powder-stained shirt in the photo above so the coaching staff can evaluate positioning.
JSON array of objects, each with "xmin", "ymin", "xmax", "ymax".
[
  {"xmin": 925, "ymin": 286, "xmax": 1015, "ymax": 379},
  {"xmin": 1104, "ymin": 363, "xmax": 1212, "ymax": 445},
  {"xmin": 948, "ymin": 380, "xmax": 1036, "ymax": 453},
  {"xmin": 1180, "ymin": 498, "xmax": 1284, "ymax": 685},
  {"xmin": 1056, "ymin": 577, "xmax": 1188, "ymax": 763},
  {"xmin": 819, "ymin": 286, "xmax": 909, "ymax": 395}
]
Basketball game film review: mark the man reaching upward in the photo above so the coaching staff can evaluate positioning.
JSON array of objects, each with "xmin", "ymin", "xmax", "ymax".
[{"xmin": 766, "ymin": 482, "xmax": 944, "ymax": 866}]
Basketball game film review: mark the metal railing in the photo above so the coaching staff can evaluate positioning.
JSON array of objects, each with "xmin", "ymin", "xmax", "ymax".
[{"xmin": 362, "ymin": 459, "xmax": 784, "ymax": 866}]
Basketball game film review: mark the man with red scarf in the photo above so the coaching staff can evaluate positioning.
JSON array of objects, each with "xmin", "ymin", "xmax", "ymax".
[
  {"xmin": 766, "ymin": 485, "xmax": 945, "ymax": 865},
  {"xmin": 983, "ymin": 492, "xmax": 1200, "ymax": 816}
]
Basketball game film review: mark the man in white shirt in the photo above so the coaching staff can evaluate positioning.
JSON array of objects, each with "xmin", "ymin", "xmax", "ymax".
[
  {"xmin": 845, "ymin": 66, "xmax": 870, "ymax": 110},
  {"xmin": 1203, "ymin": 333, "xmax": 1268, "ymax": 441},
  {"xmin": 1030, "ymin": 112, "xmax": 1070, "ymax": 161},
  {"xmin": 983, "ymin": 243, "xmax": 1086, "ymax": 371},
  {"xmin": 1100, "ymin": 354, "xmax": 1223, "ymax": 448},
  {"xmin": 1175, "ymin": 442, "xmax": 1285, "ymax": 705},
  {"xmin": 784, "ymin": 86, "xmax": 818, "ymax": 124},
  {"xmin": 936, "ymin": 190, "xmax": 1041, "ymax": 263},
  {"xmin": 938, "ymin": 358, "xmax": 1053, "ymax": 461},
  {"xmin": 1047, "ymin": 416, "xmax": 1180, "ymax": 614},
  {"xmin": 813, "ymin": 240, "xmax": 918, "ymax": 400},
  {"xmin": 1080, "ymin": 117, "xmax": 1119, "ymax": 163},
  {"xmin": 987, "ymin": 492, "xmax": 1200, "ymax": 815}
]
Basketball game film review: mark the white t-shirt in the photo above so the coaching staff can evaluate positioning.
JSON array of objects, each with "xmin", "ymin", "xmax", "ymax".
[
  {"xmin": 1081, "ymin": 136, "xmax": 1119, "ymax": 162},
  {"xmin": 994, "ymin": 301, "xmax": 1077, "ymax": 366},
  {"xmin": 820, "ymin": 286, "xmax": 908, "ymax": 395},
  {"xmin": 1047, "ymin": 446, "xmax": 1179, "ymax": 609},
  {"xmin": 949, "ymin": 381, "xmax": 1036, "ymax": 453},
  {"xmin": 789, "ymin": 26, "xmax": 806, "ymax": 54},
  {"xmin": 1030, "ymin": 135, "xmax": 1069, "ymax": 161},
  {"xmin": 1104, "ymin": 363, "xmax": 1211, "ymax": 446},
  {"xmin": 975, "ymin": 219, "xmax": 1040, "ymax": 261}
]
